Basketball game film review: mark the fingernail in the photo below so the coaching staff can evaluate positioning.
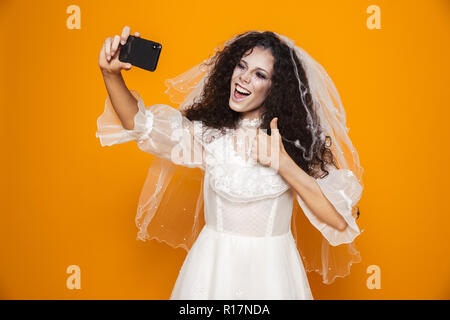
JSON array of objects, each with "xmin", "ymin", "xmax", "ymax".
[{"xmin": 121, "ymin": 40, "xmax": 125, "ymax": 45}]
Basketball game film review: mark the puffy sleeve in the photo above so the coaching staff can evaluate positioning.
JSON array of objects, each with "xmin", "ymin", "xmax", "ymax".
[
  {"xmin": 95, "ymin": 90, "xmax": 205, "ymax": 170},
  {"xmin": 295, "ymin": 166, "xmax": 363, "ymax": 246}
]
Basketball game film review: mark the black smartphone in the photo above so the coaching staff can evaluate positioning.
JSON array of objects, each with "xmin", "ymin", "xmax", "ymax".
[{"xmin": 119, "ymin": 35, "xmax": 162, "ymax": 72}]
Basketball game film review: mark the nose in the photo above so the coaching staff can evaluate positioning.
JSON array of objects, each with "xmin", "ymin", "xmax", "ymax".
[{"xmin": 239, "ymin": 71, "xmax": 251, "ymax": 84}]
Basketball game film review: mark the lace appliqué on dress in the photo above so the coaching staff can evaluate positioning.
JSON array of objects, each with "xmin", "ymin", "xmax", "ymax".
[{"xmin": 204, "ymin": 128, "xmax": 290, "ymax": 203}]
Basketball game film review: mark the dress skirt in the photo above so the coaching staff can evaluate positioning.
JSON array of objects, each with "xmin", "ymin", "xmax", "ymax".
[{"xmin": 170, "ymin": 224, "xmax": 314, "ymax": 300}]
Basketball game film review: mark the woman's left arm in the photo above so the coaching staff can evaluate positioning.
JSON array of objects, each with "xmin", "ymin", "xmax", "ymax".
[
  {"xmin": 250, "ymin": 117, "xmax": 347, "ymax": 231},
  {"xmin": 278, "ymin": 153, "xmax": 348, "ymax": 231}
]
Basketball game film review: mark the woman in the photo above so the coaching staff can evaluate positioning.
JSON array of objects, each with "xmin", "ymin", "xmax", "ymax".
[{"xmin": 96, "ymin": 26, "xmax": 364, "ymax": 299}]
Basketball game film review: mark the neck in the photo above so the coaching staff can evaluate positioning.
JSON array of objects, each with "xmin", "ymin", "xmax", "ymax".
[{"xmin": 240, "ymin": 107, "xmax": 263, "ymax": 122}]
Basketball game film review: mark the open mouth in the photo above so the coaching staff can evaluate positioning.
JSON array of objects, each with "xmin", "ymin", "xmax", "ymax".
[{"xmin": 233, "ymin": 84, "xmax": 251, "ymax": 101}]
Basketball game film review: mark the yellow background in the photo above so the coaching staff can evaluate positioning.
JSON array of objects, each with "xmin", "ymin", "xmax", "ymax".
[{"xmin": 1, "ymin": 0, "xmax": 449, "ymax": 299}]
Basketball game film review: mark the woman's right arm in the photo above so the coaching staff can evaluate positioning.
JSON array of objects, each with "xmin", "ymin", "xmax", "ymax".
[
  {"xmin": 98, "ymin": 25, "xmax": 139, "ymax": 130},
  {"xmin": 96, "ymin": 26, "xmax": 206, "ymax": 170},
  {"xmin": 101, "ymin": 72, "xmax": 138, "ymax": 130}
]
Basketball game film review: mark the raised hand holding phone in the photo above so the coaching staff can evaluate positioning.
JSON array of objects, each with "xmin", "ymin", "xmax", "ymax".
[
  {"xmin": 98, "ymin": 25, "xmax": 140, "ymax": 74},
  {"xmin": 99, "ymin": 25, "xmax": 162, "ymax": 74}
]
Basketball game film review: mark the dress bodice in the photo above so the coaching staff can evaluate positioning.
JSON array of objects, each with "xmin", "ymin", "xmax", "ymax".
[{"xmin": 201, "ymin": 118, "xmax": 294, "ymax": 237}]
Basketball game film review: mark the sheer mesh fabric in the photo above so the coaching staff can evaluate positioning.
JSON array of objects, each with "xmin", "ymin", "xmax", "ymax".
[{"xmin": 205, "ymin": 186, "xmax": 294, "ymax": 237}]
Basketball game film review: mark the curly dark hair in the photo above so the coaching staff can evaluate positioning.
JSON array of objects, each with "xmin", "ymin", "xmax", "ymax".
[
  {"xmin": 184, "ymin": 30, "xmax": 360, "ymax": 219},
  {"xmin": 184, "ymin": 30, "xmax": 339, "ymax": 174}
]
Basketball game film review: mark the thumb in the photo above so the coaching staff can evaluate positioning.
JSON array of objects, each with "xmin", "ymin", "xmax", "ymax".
[
  {"xmin": 270, "ymin": 117, "xmax": 278, "ymax": 131},
  {"xmin": 122, "ymin": 62, "xmax": 132, "ymax": 70}
]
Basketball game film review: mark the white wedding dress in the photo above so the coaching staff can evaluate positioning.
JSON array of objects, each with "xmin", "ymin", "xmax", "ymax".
[{"xmin": 96, "ymin": 90, "xmax": 363, "ymax": 300}]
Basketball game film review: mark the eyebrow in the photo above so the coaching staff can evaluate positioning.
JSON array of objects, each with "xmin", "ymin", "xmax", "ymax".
[{"xmin": 240, "ymin": 59, "xmax": 270, "ymax": 74}]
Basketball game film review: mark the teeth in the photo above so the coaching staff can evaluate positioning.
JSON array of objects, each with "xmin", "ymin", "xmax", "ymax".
[{"xmin": 236, "ymin": 84, "xmax": 250, "ymax": 95}]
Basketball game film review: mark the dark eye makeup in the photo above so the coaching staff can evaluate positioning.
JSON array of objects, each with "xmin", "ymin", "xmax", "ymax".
[{"xmin": 237, "ymin": 63, "xmax": 267, "ymax": 79}]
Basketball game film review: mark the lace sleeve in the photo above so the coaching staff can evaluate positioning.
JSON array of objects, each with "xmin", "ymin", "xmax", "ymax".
[
  {"xmin": 96, "ymin": 90, "xmax": 205, "ymax": 170},
  {"xmin": 295, "ymin": 166, "xmax": 363, "ymax": 246}
]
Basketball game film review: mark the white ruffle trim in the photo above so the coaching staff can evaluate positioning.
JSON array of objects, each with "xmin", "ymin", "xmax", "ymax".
[
  {"xmin": 205, "ymin": 135, "xmax": 290, "ymax": 203},
  {"xmin": 96, "ymin": 90, "xmax": 155, "ymax": 147},
  {"xmin": 297, "ymin": 168, "xmax": 363, "ymax": 246}
]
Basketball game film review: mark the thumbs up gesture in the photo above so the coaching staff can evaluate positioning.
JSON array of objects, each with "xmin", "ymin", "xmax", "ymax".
[{"xmin": 249, "ymin": 117, "xmax": 288, "ymax": 172}]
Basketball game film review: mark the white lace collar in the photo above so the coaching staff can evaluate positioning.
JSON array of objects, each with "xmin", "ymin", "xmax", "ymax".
[{"xmin": 237, "ymin": 117, "xmax": 262, "ymax": 128}]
